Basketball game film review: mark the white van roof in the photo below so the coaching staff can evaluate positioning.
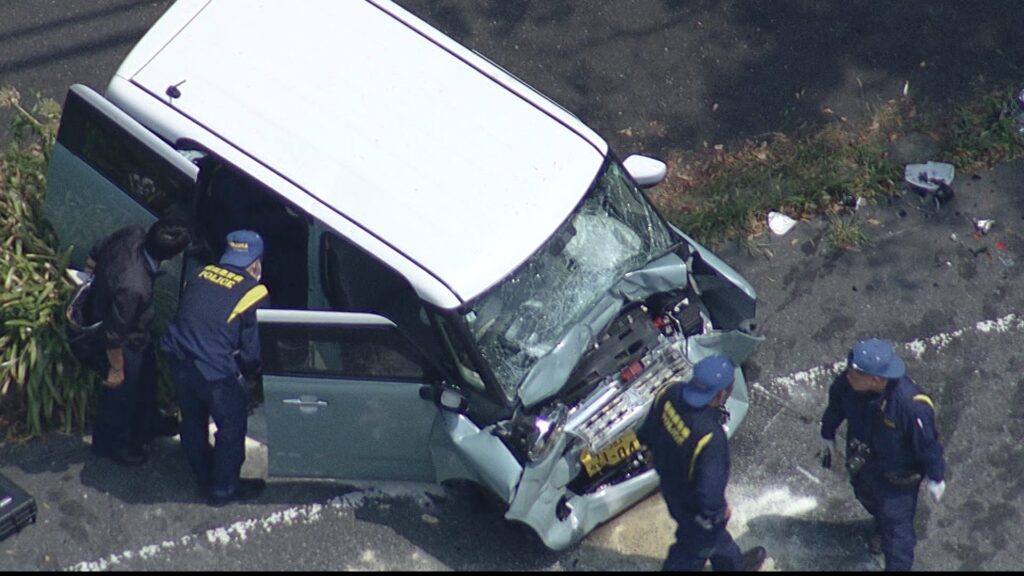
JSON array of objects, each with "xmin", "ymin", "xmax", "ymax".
[{"xmin": 115, "ymin": 0, "xmax": 608, "ymax": 304}]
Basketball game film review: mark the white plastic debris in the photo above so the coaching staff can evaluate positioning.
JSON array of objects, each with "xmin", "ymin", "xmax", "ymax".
[
  {"xmin": 768, "ymin": 211, "xmax": 798, "ymax": 236},
  {"xmin": 904, "ymin": 161, "xmax": 955, "ymax": 193}
]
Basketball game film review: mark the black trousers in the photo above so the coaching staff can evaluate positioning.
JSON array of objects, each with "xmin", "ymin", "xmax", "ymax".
[
  {"xmin": 169, "ymin": 357, "xmax": 248, "ymax": 496},
  {"xmin": 91, "ymin": 342, "xmax": 159, "ymax": 454}
]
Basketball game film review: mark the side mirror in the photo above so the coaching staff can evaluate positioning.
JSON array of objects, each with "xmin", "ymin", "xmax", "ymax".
[
  {"xmin": 439, "ymin": 388, "xmax": 468, "ymax": 412},
  {"xmin": 623, "ymin": 154, "xmax": 667, "ymax": 188},
  {"xmin": 423, "ymin": 386, "xmax": 468, "ymax": 413}
]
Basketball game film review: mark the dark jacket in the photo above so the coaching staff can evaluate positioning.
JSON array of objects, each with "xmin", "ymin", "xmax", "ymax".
[
  {"xmin": 638, "ymin": 383, "xmax": 731, "ymax": 528},
  {"xmin": 161, "ymin": 264, "xmax": 269, "ymax": 381},
  {"xmin": 87, "ymin": 226, "xmax": 160, "ymax": 349},
  {"xmin": 821, "ymin": 373, "xmax": 946, "ymax": 482}
]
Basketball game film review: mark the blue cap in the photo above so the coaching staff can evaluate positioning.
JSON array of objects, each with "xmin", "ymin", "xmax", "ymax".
[
  {"xmin": 219, "ymin": 230, "xmax": 264, "ymax": 268},
  {"xmin": 682, "ymin": 355, "xmax": 736, "ymax": 407},
  {"xmin": 849, "ymin": 338, "xmax": 905, "ymax": 379}
]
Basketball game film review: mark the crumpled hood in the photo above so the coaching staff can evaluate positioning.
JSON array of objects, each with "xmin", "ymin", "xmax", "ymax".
[{"xmin": 517, "ymin": 251, "xmax": 690, "ymax": 408}]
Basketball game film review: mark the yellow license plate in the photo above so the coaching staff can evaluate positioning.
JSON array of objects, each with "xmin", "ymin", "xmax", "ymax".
[{"xmin": 580, "ymin": 430, "xmax": 641, "ymax": 477}]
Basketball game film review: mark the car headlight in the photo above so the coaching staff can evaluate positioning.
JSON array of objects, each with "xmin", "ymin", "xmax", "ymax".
[{"xmin": 526, "ymin": 403, "xmax": 567, "ymax": 462}]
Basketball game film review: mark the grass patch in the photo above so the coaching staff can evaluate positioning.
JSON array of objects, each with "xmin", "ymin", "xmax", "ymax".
[
  {"xmin": 651, "ymin": 85, "xmax": 1024, "ymax": 249},
  {"xmin": 939, "ymin": 86, "xmax": 1024, "ymax": 170},
  {"xmin": 826, "ymin": 217, "xmax": 874, "ymax": 251}
]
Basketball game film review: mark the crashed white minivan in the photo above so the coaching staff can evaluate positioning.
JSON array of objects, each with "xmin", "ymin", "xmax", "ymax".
[{"xmin": 45, "ymin": 0, "xmax": 761, "ymax": 549}]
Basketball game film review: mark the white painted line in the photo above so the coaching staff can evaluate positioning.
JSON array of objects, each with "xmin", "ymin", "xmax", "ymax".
[
  {"xmin": 66, "ymin": 503, "xmax": 326, "ymax": 571},
  {"xmin": 755, "ymin": 313, "xmax": 1024, "ymax": 393},
  {"xmin": 65, "ymin": 484, "xmax": 444, "ymax": 571}
]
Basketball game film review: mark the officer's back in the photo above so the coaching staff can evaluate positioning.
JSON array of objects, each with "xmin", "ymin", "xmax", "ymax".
[{"xmin": 640, "ymin": 383, "xmax": 730, "ymax": 520}]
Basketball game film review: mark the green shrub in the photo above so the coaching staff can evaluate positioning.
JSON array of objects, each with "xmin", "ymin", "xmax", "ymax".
[{"xmin": 0, "ymin": 87, "xmax": 94, "ymax": 440}]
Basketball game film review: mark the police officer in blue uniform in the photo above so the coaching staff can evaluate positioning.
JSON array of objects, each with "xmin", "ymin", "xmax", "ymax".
[
  {"xmin": 638, "ymin": 355, "xmax": 767, "ymax": 572},
  {"xmin": 161, "ymin": 230, "xmax": 269, "ymax": 506},
  {"xmin": 819, "ymin": 338, "xmax": 947, "ymax": 571}
]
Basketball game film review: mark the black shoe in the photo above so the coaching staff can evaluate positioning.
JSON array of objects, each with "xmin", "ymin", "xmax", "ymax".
[
  {"xmin": 93, "ymin": 444, "xmax": 149, "ymax": 466},
  {"xmin": 741, "ymin": 546, "xmax": 767, "ymax": 572},
  {"xmin": 868, "ymin": 533, "xmax": 883, "ymax": 555},
  {"xmin": 207, "ymin": 478, "xmax": 266, "ymax": 507}
]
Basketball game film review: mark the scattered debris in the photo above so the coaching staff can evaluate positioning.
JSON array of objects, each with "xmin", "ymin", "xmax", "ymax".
[
  {"xmin": 767, "ymin": 211, "xmax": 798, "ymax": 236},
  {"xmin": 796, "ymin": 465, "xmax": 822, "ymax": 485},
  {"xmin": 904, "ymin": 161, "xmax": 955, "ymax": 208},
  {"xmin": 841, "ymin": 195, "xmax": 863, "ymax": 210},
  {"xmin": 973, "ymin": 219, "xmax": 995, "ymax": 235}
]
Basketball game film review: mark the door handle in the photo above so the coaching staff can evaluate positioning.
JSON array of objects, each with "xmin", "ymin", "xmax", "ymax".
[{"xmin": 283, "ymin": 396, "xmax": 328, "ymax": 413}]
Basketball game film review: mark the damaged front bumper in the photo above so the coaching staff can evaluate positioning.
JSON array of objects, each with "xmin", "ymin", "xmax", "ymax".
[
  {"xmin": 441, "ymin": 245, "xmax": 760, "ymax": 550},
  {"xmin": 442, "ymin": 327, "xmax": 761, "ymax": 551},
  {"xmin": 505, "ymin": 329, "xmax": 760, "ymax": 550}
]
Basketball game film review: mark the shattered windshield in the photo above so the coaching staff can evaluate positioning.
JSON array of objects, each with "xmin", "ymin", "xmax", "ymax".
[{"xmin": 462, "ymin": 159, "xmax": 674, "ymax": 400}]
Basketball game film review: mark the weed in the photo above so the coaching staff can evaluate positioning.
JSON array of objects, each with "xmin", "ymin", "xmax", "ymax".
[
  {"xmin": 0, "ymin": 87, "xmax": 93, "ymax": 440},
  {"xmin": 826, "ymin": 217, "xmax": 874, "ymax": 251},
  {"xmin": 655, "ymin": 99, "xmax": 908, "ymax": 247},
  {"xmin": 654, "ymin": 87, "xmax": 1024, "ymax": 249},
  {"xmin": 939, "ymin": 86, "xmax": 1024, "ymax": 171}
]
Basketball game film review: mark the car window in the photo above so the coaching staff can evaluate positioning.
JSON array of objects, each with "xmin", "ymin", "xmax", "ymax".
[
  {"xmin": 260, "ymin": 321, "xmax": 430, "ymax": 381},
  {"xmin": 196, "ymin": 161, "xmax": 310, "ymax": 310},
  {"xmin": 56, "ymin": 88, "xmax": 195, "ymax": 219}
]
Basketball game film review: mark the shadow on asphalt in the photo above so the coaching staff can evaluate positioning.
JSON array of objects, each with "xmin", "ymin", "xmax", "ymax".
[{"xmin": 396, "ymin": 0, "xmax": 1024, "ymax": 155}]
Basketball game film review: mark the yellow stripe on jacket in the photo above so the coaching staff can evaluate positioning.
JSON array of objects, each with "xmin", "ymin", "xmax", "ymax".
[{"xmin": 227, "ymin": 285, "xmax": 269, "ymax": 323}]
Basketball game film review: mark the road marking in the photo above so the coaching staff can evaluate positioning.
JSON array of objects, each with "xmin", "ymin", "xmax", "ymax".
[
  {"xmin": 64, "ymin": 484, "xmax": 443, "ymax": 571},
  {"xmin": 758, "ymin": 313, "xmax": 1024, "ymax": 393}
]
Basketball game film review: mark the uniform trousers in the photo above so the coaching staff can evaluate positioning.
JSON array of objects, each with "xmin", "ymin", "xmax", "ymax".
[
  {"xmin": 663, "ymin": 513, "xmax": 743, "ymax": 572},
  {"xmin": 169, "ymin": 356, "xmax": 248, "ymax": 496},
  {"xmin": 852, "ymin": 468, "xmax": 920, "ymax": 571}
]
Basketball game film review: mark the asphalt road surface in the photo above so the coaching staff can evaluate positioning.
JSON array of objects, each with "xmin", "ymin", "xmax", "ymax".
[{"xmin": 2, "ymin": 1, "xmax": 1024, "ymax": 571}]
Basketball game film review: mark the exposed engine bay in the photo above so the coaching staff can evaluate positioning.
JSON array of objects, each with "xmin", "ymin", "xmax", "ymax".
[{"xmin": 500, "ymin": 289, "xmax": 713, "ymax": 496}]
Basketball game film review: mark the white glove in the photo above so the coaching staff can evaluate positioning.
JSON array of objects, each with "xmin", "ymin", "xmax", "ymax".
[
  {"xmin": 926, "ymin": 479, "xmax": 946, "ymax": 503},
  {"xmin": 820, "ymin": 438, "xmax": 837, "ymax": 470}
]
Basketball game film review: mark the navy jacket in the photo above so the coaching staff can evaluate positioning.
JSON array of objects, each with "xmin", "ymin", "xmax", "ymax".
[
  {"xmin": 161, "ymin": 264, "xmax": 269, "ymax": 381},
  {"xmin": 638, "ymin": 383, "xmax": 730, "ymax": 528},
  {"xmin": 821, "ymin": 373, "xmax": 946, "ymax": 483}
]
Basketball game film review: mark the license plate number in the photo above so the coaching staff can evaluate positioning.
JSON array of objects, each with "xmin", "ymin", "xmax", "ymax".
[{"xmin": 580, "ymin": 430, "xmax": 641, "ymax": 477}]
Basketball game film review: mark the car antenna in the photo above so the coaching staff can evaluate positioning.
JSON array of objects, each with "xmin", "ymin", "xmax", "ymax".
[{"xmin": 166, "ymin": 79, "xmax": 187, "ymax": 100}]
